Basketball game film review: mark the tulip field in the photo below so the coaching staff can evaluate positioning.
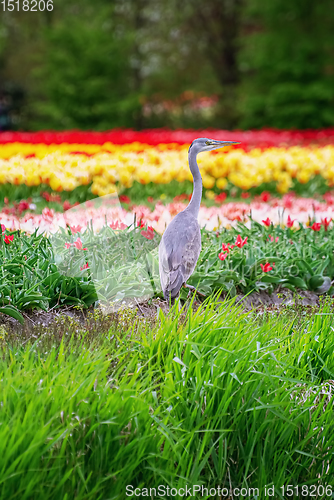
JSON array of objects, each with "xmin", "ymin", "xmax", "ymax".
[
  {"xmin": 1, "ymin": 129, "xmax": 334, "ymax": 499},
  {"xmin": 1, "ymin": 128, "xmax": 334, "ymax": 234},
  {"xmin": 1, "ymin": 128, "xmax": 334, "ymax": 314},
  {"xmin": 1, "ymin": 129, "xmax": 334, "ymax": 197}
]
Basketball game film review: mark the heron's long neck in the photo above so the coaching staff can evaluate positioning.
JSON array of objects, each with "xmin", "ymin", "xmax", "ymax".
[{"xmin": 185, "ymin": 149, "xmax": 202, "ymax": 218}]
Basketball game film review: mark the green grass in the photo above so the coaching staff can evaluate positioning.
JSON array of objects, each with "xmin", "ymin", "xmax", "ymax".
[{"xmin": 0, "ymin": 297, "xmax": 333, "ymax": 499}]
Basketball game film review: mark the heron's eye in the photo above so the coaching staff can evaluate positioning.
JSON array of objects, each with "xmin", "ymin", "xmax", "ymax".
[{"xmin": 205, "ymin": 141, "xmax": 210, "ymax": 145}]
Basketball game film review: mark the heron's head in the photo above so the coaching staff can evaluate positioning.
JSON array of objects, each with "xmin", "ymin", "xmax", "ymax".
[{"xmin": 189, "ymin": 137, "xmax": 240, "ymax": 154}]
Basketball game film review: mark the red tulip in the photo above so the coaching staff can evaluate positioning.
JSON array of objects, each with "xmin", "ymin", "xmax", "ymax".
[
  {"xmin": 321, "ymin": 217, "xmax": 332, "ymax": 231},
  {"xmin": 260, "ymin": 262, "xmax": 273, "ymax": 272},
  {"xmin": 64, "ymin": 242, "xmax": 71, "ymax": 249},
  {"xmin": 63, "ymin": 200, "xmax": 72, "ymax": 211},
  {"xmin": 42, "ymin": 192, "xmax": 61, "ymax": 203},
  {"xmin": 141, "ymin": 226, "xmax": 154, "ymax": 240},
  {"xmin": 80, "ymin": 262, "xmax": 89, "ymax": 270},
  {"xmin": 4, "ymin": 234, "xmax": 14, "ymax": 244},
  {"xmin": 221, "ymin": 243, "xmax": 231, "ymax": 253},
  {"xmin": 218, "ymin": 252, "xmax": 228, "ymax": 261},
  {"xmin": 173, "ymin": 194, "xmax": 189, "ymax": 202},
  {"xmin": 260, "ymin": 191, "xmax": 271, "ymax": 202},
  {"xmin": 283, "ymin": 195, "xmax": 294, "ymax": 209},
  {"xmin": 215, "ymin": 192, "xmax": 227, "ymax": 204},
  {"xmin": 286, "ymin": 215, "xmax": 296, "ymax": 228},
  {"xmin": 70, "ymin": 225, "xmax": 82, "ymax": 234},
  {"xmin": 42, "ymin": 191, "xmax": 51, "ymax": 202},
  {"xmin": 1, "ymin": 224, "xmax": 5, "ymax": 232},
  {"xmin": 110, "ymin": 221, "xmax": 127, "ymax": 230},
  {"xmin": 73, "ymin": 237, "xmax": 87, "ymax": 250},
  {"xmin": 235, "ymin": 234, "xmax": 248, "ymax": 248},
  {"xmin": 18, "ymin": 200, "xmax": 30, "ymax": 213},
  {"xmin": 1, "ymin": 129, "xmax": 334, "ymax": 147},
  {"xmin": 262, "ymin": 217, "xmax": 271, "ymax": 227},
  {"xmin": 310, "ymin": 222, "xmax": 321, "ymax": 231},
  {"xmin": 8, "ymin": 128, "xmax": 334, "ymax": 147},
  {"xmin": 119, "ymin": 195, "xmax": 131, "ymax": 204}
]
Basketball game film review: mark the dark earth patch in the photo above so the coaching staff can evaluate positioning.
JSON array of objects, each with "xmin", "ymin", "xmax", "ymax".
[{"xmin": 0, "ymin": 288, "xmax": 325, "ymax": 342}]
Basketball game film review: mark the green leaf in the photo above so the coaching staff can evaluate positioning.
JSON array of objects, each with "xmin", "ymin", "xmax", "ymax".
[
  {"xmin": 43, "ymin": 272, "xmax": 61, "ymax": 286},
  {"xmin": 287, "ymin": 277, "xmax": 307, "ymax": 289},
  {"xmin": 0, "ymin": 305, "xmax": 24, "ymax": 324},
  {"xmin": 308, "ymin": 275, "xmax": 325, "ymax": 290},
  {"xmin": 297, "ymin": 259, "xmax": 314, "ymax": 276},
  {"xmin": 281, "ymin": 283, "xmax": 297, "ymax": 292},
  {"xmin": 261, "ymin": 276, "xmax": 288, "ymax": 284}
]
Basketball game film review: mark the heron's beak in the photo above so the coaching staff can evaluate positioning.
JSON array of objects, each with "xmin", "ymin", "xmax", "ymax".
[{"xmin": 211, "ymin": 140, "xmax": 241, "ymax": 149}]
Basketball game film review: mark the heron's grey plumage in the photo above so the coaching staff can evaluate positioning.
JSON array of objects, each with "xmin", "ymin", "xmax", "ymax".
[
  {"xmin": 159, "ymin": 212, "xmax": 201, "ymax": 299},
  {"xmin": 159, "ymin": 137, "xmax": 240, "ymax": 301}
]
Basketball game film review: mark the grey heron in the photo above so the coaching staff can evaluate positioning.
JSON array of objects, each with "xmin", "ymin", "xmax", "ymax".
[{"xmin": 159, "ymin": 137, "xmax": 240, "ymax": 301}]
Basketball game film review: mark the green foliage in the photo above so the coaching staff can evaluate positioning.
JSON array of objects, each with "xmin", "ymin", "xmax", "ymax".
[
  {"xmin": 1, "ymin": 0, "xmax": 334, "ymax": 129},
  {"xmin": 0, "ymin": 299, "xmax": 334, "ymax": 497},
  {"xmin": 239, "ymin": 0, "xmax": 334, "ymax": 128},
  {"xmin": 0, "ymin": 305, "xmax": 24, "ymax": 324},
  {"xmin": 0, "ymin": 228, "xmax": 98, "ymax": 312},
  {"xmin": 0, "ymin": 222, "xmax": 160, "ymax": 314},
  {"xmin": 32, "ymin": 8, "xmax": 141, "ymax": 129},
  {"xmin": 2, "ymin": 220, "xmax": 334, "ymax": 321},
  {"xmin": 190, "ymin": 221, "xmax": 334, "ymax": 297}
]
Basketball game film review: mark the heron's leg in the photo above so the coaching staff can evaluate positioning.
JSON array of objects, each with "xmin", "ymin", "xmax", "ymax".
[{"xmin": 183, "ymin": 283, "xmax": 206, "ymax": 298}]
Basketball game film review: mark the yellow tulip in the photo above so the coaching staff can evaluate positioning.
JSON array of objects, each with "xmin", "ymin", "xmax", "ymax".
[
  {"xmin": 0, "ymin": 142, "xmax": 333, "ymax": 196},
  {"xmin": 49, "ymin": 174, "xmax": 63, "ymax": 192},
  {"xmin": 205, "ymin": 190, "xmax": 216, "ymax": 200},
  {"xmin": 202, "ymin": 175, "xmax": 216, "ymax": 189},
  {"xmin": 216, "ymin": 178, "xmax": 228, "ymax": 190}
]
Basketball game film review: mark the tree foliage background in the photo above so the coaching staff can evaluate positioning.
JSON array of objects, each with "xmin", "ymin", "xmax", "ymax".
[{"xmin": 0, "ymin": 0, "xmax": 333, "ymax": 130}]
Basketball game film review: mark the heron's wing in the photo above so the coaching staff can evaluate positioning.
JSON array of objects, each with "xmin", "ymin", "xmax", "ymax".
[{"xmin": 159, "ymin": 213, "xmax": 201, "ymax": 299}]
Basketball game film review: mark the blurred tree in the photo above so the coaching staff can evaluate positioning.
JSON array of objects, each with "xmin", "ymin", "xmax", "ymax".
[
  {"xmin": 125, "ymin": 0, "xmax": 239, "ymax": 129},
  {"xmin": 1, "ymin": 0, "xmax": 334, "ymax": 130},
  {"xmin": 32, "ymin": 2, "xmax": 141, "ymax": 129},
  {"xmin": 0, "ymin": 8, "xmax": 45, "ymax": 128},
  {"xmin": 239, "ymin": 0, "xmax": 334, "ymax": 128},
  {"xmin": 179, "ymin": 0, "xmax": 243, "ymax": 128}
]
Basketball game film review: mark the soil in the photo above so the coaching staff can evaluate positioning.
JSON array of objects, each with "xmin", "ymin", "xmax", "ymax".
[
  {"xmin": 0, "ymin": 287, "xmax": 323, "ymax": 339},
  {"xmin": 233, "ymin": 287, "xmax": 321, "ymax": 311}
]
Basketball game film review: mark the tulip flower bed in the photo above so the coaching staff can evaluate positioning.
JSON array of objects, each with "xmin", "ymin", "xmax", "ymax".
[
  {"xmin": 2, "ymin": 192, "xmax": 334, "ymax": 236},
  {"xmin": 0, "ymin": 129, "xmax": 334, "ymax": 202},
  {"xmin": 1, "ymin": 128, "xmax": 334, "ymax": 321},
  {"xmin": 1, "ymin": 216, "xmax": 334, "ymax": 323}
]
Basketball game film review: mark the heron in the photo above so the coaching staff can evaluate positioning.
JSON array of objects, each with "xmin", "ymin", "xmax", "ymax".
[{"xmin": 159, "ymin": 137, "xmax": 240, "ymax": 302}]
